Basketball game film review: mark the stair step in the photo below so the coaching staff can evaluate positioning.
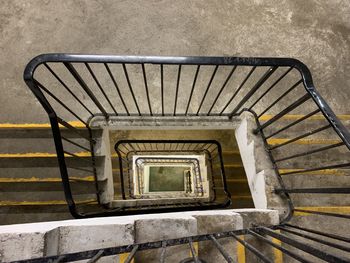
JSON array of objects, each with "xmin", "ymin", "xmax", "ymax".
[
  {"xmin": 259, "ymin": 114, "xmax": 350, "ymax": 122},
  {"xmin": 0, "ymin": 176, "xmax": 95, "ymax": 183},
  {"xmin": 0, "ymin": 209, "xmax": 72, "ymax": 225},
  {"xmin": 0, "ymin": 202, "xmax": 103, "ymax": 225},
  {"xmin": 291, "ymin": 193, "xmax": 350, "ymax": 207},
  {"xmin": 0, "ymin": 152, "xmax": 103, "ymax": 168},
  {"xmin": 0, "ymin": 167, "xmax": 88, "ymax": 179},
  {"xmin": 271, "ymin": 138, "xmax": 349, "ymax": 178},
  {"xmin": 227, "ymin": 184, "xmax": 251, "ymax": 195},
  {"xmin": 0, "ymin": 138, "xmax": 56, "ymax": 153},
  {"xmin": 267, "ymin": 138, "xmax": 343, "ymax": 146},
  {"xmin": 110, "ymin": 196, "xmax": 212, "ymax": 208},
  {"xmin": 0, "ymin": 139, "xmax": 92, "ymax": 153},
  {"xmin": 293, "ymin": 206, "xmax": 350, "ymax": 216},
  {"xmin": 282, "ymin": 174, "xmax": 350, "ymax": 187},
  {"xmin": 0, "ymin": 199, "xmax": 97, "ymax": 206},
  {"xmin": 229, "ymin": 197, "xmax": 254, "ymax": 208},
  {"xmin": 260, "ymin": 115, "xmax": 350, "ymax": 139},
  {"xmin": 279, "ymin": 168, "xmax": 350, "ymax": 176},
  {"xmin": 213, "ymin": 178, "xmax": 248, "ymax": 184},
  {"xmin": 221, "ymin": 151, "xmax": 242, "ymax": 163},
  {"xmin": 0, "ymin": 181, "xmax": 96, "ymax": 193},
  {"xmin": 0, "ymin": 122, "xmax": 97, "ymax": 139},
  {"xmin": 281, "ymin": 173, "xmax": 350, "ymax": 207},
  {"xmin": 0, "ymin": 192, "xmax": 97, "ymax": 202}
]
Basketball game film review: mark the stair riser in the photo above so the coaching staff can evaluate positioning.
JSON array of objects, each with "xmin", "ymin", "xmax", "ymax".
[{"xmin": 0, "ymin": 181, "xmax": 96, "ymax": 193}]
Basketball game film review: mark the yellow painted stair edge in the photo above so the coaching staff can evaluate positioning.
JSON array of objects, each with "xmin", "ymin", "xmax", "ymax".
[
  {"xmin": 294, "ymin": 206, "xmax": 350, "ymax": 216},
  {"xmin": 0, "ymin": 121, "xmax": 85, "ymax": 129},
  {"xmin": 0, "ymin": 152, "xmax": 91, "ymax": 158},
  {"xmin": 267, "ymin": 138, "xmax": 342, "ymax": 145},
  {"xmin": 278, "ymin": 169, "xmax": 346, "ymax": 176},
  {"xmin": 0, "ymin": 176, "xmax": 95, "ymax": 183},
  {"xmin": 0, "ymin": 199, "xmax": 97, "ymax": 206},
  {"xmin": 259, "ymin": 114, "xmax": 350, "ymax": 121}
]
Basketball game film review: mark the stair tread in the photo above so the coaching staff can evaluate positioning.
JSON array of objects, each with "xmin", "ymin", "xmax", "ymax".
[{"xmin": 0, "ymin": 198, "xmax": 97, "ymax": 205}]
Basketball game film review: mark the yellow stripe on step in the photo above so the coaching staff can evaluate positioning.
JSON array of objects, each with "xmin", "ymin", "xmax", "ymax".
[
  {"xmin": 111, "ymin": 151, "xmax": 241, "ymax": 158},
  {"xmin": 267, "ymin": 138, "xmax": 342, "ymax": 145},
  {"xmin": 0, "ymin": 152, "xmax": 91, "ymax": 158},
  {"xmin": 237, "ymin": 235, "xmax": 246, "ymax": 263},
  {"xmin": 294, "ymin": 206, "xmax": 350, "ymax": 216},
  {"xmin": 194, "ymin": 242, "xmax": 198, "ymax": 256},
  {"xmin": 273, "ymin": 230, "xmax": 283, "ymax": 263},
  {"xmin": 0, "ymin": 199, "xmax": 97, "ymax": 206},
  {"xmin": 278, "ymin": 169, "xmax": 346, "ymax": 176},
  {"xmin": 224, "ymin": 163, "xmax": 243, "ymax": 168},
  {"xmin": 0, "ymin": 121, "xmax": 85, "ymax": 129},
  {"xmin": 119, "ymin": 253, "xmax": 134, "ymax": 263},
  {"xmin": 213, "ymin": 163, "xmax": 243, "ymax": 168},
  {"xmin": 189, "ymin": 242, "xmax": 199, "ymax": 258},
  {"xmin": 259, "ymin": 114, "xmax": 350, "ymax": 121},
  {"xmin": 0, "ymin": 176, "xmax": 95, "ymax": 183}
]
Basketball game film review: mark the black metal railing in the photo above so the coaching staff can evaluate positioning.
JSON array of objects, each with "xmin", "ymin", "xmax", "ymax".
[
  {"xmin": 13, "ymin": 223, "xmax": 350, "ymax": 263},
  {"xmin": 23, "ymin": 54, "xmax": 350, "ymax": 261},
  {"xmin": 13, "ymin": 228, "xmax": 250, "ymax": 263},
  {"xmin": 134, "ymin": 157, "xmax": 203, "ymax": 197},
  {"xmin": 24, "ymin": 56, "xmax": 349, "ymax": 212},
  {"xmin": 114, "ymin": 140, "xmax": 230, "ymax": 210}
]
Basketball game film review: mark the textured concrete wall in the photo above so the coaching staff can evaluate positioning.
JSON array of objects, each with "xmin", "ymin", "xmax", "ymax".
[{"xmin": 1, "ymin": 0, "xmax": 349, "ymax": 123}]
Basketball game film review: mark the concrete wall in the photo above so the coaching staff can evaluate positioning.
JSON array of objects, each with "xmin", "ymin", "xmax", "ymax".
[
  {"xmin": 235, "ymin": 112, "xmax": 290, "ymax": 220},
  {"xmin": 1, "ymin": 0, "xmax": 349, "ymax": 124}
]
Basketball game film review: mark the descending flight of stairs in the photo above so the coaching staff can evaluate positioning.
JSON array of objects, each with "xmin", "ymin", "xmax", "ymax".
[
  {"xmin": 1, "ymin": 115, "xmax": 348, "ymax": 225},
  {"xmin": 0, "ymin": 123, "xmax": 98, "ymax": 224},
  {"xmin": 109, "ymin": 129, "xmax": 253, "ymax": 209}
]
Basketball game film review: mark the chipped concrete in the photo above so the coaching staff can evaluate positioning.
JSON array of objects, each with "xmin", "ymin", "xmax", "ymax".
[
  {"xmin": 134, "ymin": 215, "xmax": 197, "ymax": 263},
  {"xmin": 45, "ymin": 223, "xmax": 134, "ymax": 254},
  {"xmin": 0, "ymin": 209, "xmax": 277, "ymax": 262},
  {"xmin": 94, "ymin": 127, "xmax": 114, "ymax": 204},
  {"xmin": 189, "ymin": 210, "xmax": 243, "ymax": 263},
  {"xmin": 0, "ymin": 232, "xmax": 45, "ymax": 262},
  {"xmin": 235, "ymin": 112, "xmax": 290, "ymax": 219}
]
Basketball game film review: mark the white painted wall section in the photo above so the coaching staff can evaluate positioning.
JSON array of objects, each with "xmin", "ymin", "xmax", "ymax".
[{"xmin": 235, "ymin": 117, "xmax": 267, "ymax": 209}]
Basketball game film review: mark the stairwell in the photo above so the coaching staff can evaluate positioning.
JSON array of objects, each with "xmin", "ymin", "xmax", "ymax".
[
  {"xmin": 1, "ymin": 117, "xmax": 348, "ymax": 225},
  {"xmin": 0, "ymin": 55, "xmax": 349, "ymax": 262}
]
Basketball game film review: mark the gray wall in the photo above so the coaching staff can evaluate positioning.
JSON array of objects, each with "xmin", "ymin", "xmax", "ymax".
[{"xmin": 1, "ymin": 0, "xmax": 349, "ymax": 123}]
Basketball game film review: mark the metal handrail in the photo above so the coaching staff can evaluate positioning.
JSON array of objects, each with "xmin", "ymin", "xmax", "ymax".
[
  {"xmin": 24, "ymin": 54, "xmax": 350, "ymax": 221},
  {"xmin": 134, "ymin": 157, "xmax": 203, "ymax": 197},
  {"xmin": 115, "ymin": 140, "xmax": 231, "ymax": 209}
]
